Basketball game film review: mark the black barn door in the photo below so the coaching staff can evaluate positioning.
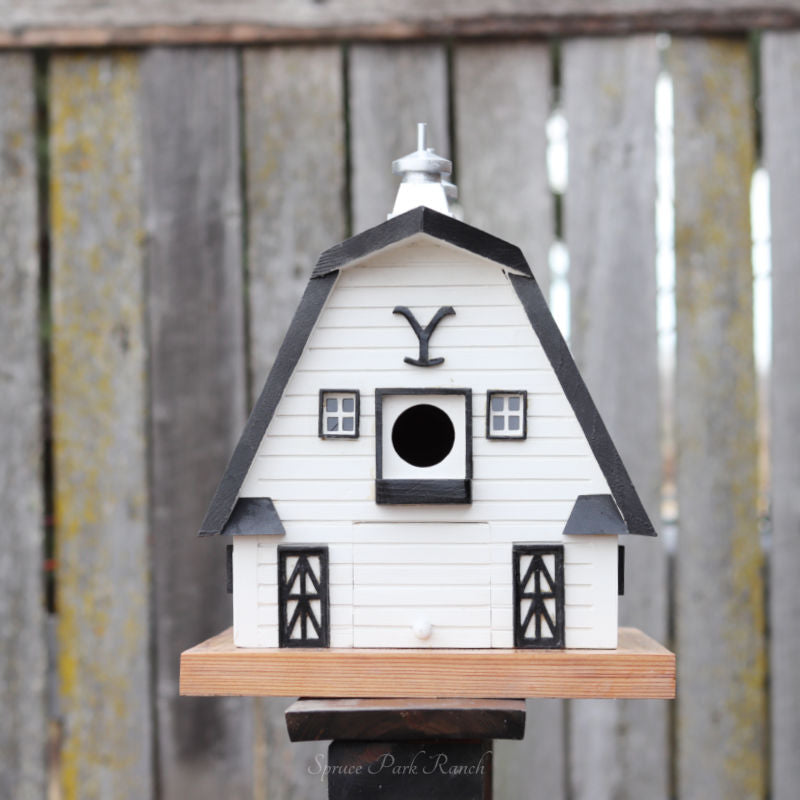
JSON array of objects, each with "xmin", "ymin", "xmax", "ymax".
[
  {"xmin": 513, "ymin": 544, "xmax": 565, "ymax": 649},
  {"xmin": 278, "ymin": 546, "xmax": 330, "ymax": 648}
]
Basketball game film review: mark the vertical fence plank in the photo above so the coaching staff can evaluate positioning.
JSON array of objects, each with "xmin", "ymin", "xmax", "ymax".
[
  {"xmin": 0, "ymin": 53, "xmax": 46, "ymax": 800},
  {"xmin": 762, "ymin": 31, "xmax": 800, "ymax": 800},
  {"xmin": 243, "ymin": 45, "xmax": 347, "ymax": 390},
  {"xmin": 349, "ymin": 43, "xmax": 449, "ymax": 232},
  {"xmin": 563, "ymin": 36, "xmax": 668, "ymax": 800},
  {"xmin": 242, "ymin": 45, "xmax": 347, "ymax": 800},
  {"xmin": 671, "ymin": 38, "xmax": 765, "ymax": 800},
  {"xmin": 453, "ymin": 42, "xmax": 552, "ymax": 294},
  {"xmin": 453, "ymin": 40, "xmax": 562, "ymax": 799},
  {"xmin": 50, "ymin": 53, "xmax": 152, "ymax": 800},
  {"xmin": 140, "ymin": 48, "xmax": 252, "ymax": 799}
]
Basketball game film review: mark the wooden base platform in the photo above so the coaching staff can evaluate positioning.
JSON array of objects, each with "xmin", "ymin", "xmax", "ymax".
[{"xmin": 179, "ymin": 627, "xmax": 675, "ymax": 699}]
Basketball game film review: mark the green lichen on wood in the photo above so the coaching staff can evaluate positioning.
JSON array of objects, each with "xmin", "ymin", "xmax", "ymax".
[
  {"xmin": 671, "ymin": 37, "xmax": 766, "ymax": 800},
  {"xmin": 0, "ymin": 52, "xmax": 47, "ymax": 800},
  {"xmin": 49, "ymin": 52, "xmax": 152, "ymax": 800}
]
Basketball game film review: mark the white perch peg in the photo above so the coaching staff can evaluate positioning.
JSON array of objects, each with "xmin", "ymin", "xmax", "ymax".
[{"xmin": 413, "ymin": 617, "xmax": 433, "ymax": 641}]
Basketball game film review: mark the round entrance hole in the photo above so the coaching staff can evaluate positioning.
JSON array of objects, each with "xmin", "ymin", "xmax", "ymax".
[{"xmin": 391, "ymin": 404, "xmax": 455, "ymax": 468}]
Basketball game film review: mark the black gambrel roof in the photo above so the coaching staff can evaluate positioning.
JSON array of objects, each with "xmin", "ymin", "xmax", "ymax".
[{"xmin": 199, "ymin": 206, "xmax": 656, "ymax": 538}]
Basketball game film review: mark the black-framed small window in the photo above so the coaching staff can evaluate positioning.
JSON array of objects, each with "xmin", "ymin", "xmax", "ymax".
[
  {"xmin": 513, "ymin": 544, "xmax": 564, "ymax": 649},
  {"xmin": 486, "ymin": 391, "xmax": 527, "ymax": 439},
  {"xmin": 319, "ymin": 390, "xmax": 360, "ymax": 438},
  {"xmin": 278, "ymin": 546, "xmax": 330, "ymax": 648}
]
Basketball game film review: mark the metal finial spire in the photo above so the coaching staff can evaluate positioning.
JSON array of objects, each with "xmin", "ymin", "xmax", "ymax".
[{"xmin": 389, "ymin": 123, "xmax": 457, "ymax": 219}]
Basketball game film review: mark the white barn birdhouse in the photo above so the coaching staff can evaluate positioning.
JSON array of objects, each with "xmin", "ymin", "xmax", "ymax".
[{"xmin": 199, "ymin": 124, "xmax": 656, "ymax": 652}]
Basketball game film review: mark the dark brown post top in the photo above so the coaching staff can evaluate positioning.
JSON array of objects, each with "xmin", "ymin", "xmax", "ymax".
[{"xmin": 285, "ymin": 698, "xmax": 526, "ymax": 743}]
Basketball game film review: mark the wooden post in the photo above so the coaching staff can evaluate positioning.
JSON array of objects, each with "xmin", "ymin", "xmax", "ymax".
[
  {"xmin": 50, "ymin": 52, "xmax": 153, "ymax": 800},
  {"xmin": 0, "ymin": 51, "xmax": 46, "ymax": 800},
  {"xmin": 671, "ymin": 37, "xmax": 766, "ymax": 800},
  {"xmin": 453, "ymin": 40, "xmax": 559, "ymax": 799},
  {"xmin": 453, "ymin": 41, "xmax": 552, "ymax": 296},
  {"xmin": 140, "ymin": 47, "xmax": 253, "ymax": 799},
  {"xmin": 242, "ymin": 44, "xmax": 348, "ymax": 800},
  {"xmin": 285, "ymin": 699, "xmax": 525, "ymax": 800},
  {"xmin": 563, "ymin": 35, "xmax": 668, "ymax": 800},
  {"xmin": 349, "ymin": 43, "xmax": 449, "ymax": 232},
  {"xmin": 762, "ymin": 30, "xmax": 800, "ymax": 800}
]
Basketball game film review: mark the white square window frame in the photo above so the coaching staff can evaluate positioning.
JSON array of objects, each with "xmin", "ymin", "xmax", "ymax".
[
  {"xmin": 486, "ymin": 390, "xmax": 528, "ymax": 440},
  {"xmin": 374, "ymin": 388, "xmax": 473, "ymax": 505},
  {"xmin": 318, "ymin": 390, "xmax": 360, "ymax": 439},
  {"xmin": 378, "ymin": 391, "xmax": 469, "ymax": 480}
]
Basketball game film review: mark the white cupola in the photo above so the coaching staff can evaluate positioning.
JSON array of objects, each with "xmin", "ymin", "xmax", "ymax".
[{"xmin": 389, "ymin": 122, "xmax": 457, "ymax": 219}]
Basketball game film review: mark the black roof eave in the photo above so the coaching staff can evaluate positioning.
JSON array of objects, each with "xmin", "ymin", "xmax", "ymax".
[
  {"xmin": 563, "ymin": 494, "xmax": 629, "ymax": 536},
  {"xmin": 312, "ymin": 205, "xmax": 532, "ymax": 279}
]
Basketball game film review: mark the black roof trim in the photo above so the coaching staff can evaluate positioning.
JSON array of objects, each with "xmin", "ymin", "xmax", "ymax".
[
  {"xmin": 563, "ymin": 495, "xmax": 628, "ymax": 536},
  {"xmin": 222, "ymin": 497, "xmax": 286, "ymax": 536},
  {"xmin": 198, "ymin": 272, "xmax": 338, "ymax": 535},
  {"xmin": 509, "ymin": 273, "xmax": 656, "ymax": 537},
  {"xmin": 312, "ymin": 206, "xmax": 533, "ymax": 279}
]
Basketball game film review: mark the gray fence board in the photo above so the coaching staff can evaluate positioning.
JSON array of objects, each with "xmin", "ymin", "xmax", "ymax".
[
  {"xmin": 140, "ymin": 47, "xmax": 252, "ymax": 800},
  {"xmin": 453, "ymin": 40, "xmax": 561, "ymax": 799},
  {"xmin": 349, "ymin": 43, "xmax": 449, "ymax": 232},
  {"xmin": 49, "ymin": 52, "xmax": 152, "ymax": 800},
  {"xmin": 564, "ymin": 36, "xmax": 668, "ymax": 800},
  {"xmin": 243, "ymin": 45, "xmax": 347, "ymax": 391},
  {"xmin": 671, "ymin": 37, "xmax": 766, "ymax": 800},
  {"xmin": 4, "ymin": 1, "xmax": 800, "ymax": 46},
  {"xmin": 453, "ymin": 41, "xmax": 552, "ymax": 295},
  {"xmin": 242, "ymin": 44, "xmax": 347, "ymax": 800},
  {"xmin": 763, "ymin": 30, "xmax": 800, "ymax": 800},
  {"xmin": 0, "ymin": 52, "xmax": 46, "ymax": 800}
]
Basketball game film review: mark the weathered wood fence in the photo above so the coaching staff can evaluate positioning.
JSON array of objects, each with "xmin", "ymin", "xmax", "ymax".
[{"xmin": 1, "ymin": 3, "xmax": 798, "ymax": 798}]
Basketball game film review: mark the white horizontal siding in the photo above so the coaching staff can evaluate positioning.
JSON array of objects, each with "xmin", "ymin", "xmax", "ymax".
[
  {"xmin": 319, "ymin": 306, "xmax": 531, "ymax": 329},
  {"xmin": 267, "ymin": 500, "xmax": 578, "ymax": 523},
  {"xmin": 354, "ymin": 542, "xmax": 489, "ymax": 564},
  {"xmin": 351, "ymin": 523, "xmax": 492, "ymax": 647},
  {"xmin": 272, "ymin": 390, "xmax": 575, "ymax": 418},
  {"xmin": 283, "ymin": 369, "xmax": 558, "ymax": 396},
  {"xmin": 354, "ymin": 627, "xmax": 491, "ymax": 648},
  {"xmin": 235, "ymin": 240, "xmax": 620, "ymax": 649},
  {"xmin": 353, "ymin": 607, "xmax": 492, "ymax": 628},
  {"xmin": 243, "ymin": 479, "xmax": 594, "ymax": 504},
  {"xmin": 354, "ymin": 585, "xmax": 491, "ymax": 607},
  {"xmin": 326, "ymin": 283, "xmax": 518, "ymax": 308},
  {"xmin": 253, "ymin": 420, "xmax": 585, "ymax": 451},
  {"xmin": 354, "ymin": 564, "xmax": 489, "ymax": 585},
  {"xmin": 353, "ymin": 521, "xmax": 490, "ymax": 544},
  {"xmin": 313, "ymin": 324, "xmax": 535, "ymax": 348},
  {"xmin": 233, "ymin": 537, "xmax": 259, "ymax": 646},
  {"xmin": 489, "ymin": 536, "xmax": 618, "ymax": 648},
  {"xmin": 300, "ymin": 345, "xmax": 550, "ymax": 372}
]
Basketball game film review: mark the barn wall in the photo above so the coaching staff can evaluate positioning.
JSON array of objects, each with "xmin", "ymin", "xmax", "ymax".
[
  {"xmin": 236, "ymin": 239, "xmax": 618, "ymax": 648},
  {"xmin": 234, "ymin": 529, "xmax": 619, "ymax": 648}
]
